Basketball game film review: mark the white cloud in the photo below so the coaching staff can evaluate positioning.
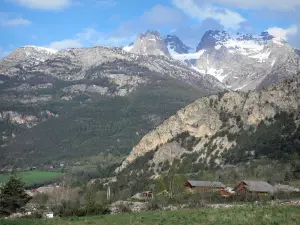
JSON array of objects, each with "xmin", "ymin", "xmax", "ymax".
[
  {"xmin": 212, "ymin": 0, "xmax": 300, "ymax": 11},
  {"xmin": 47, "ymin": 27, "xmax": 135, "ymax": 50},
  {"xmin": 172, "ymin": 0, "xmax": 246, "ymax": 30},
  {"xmin": 1, "ymin": 18, "xmax": 31, "ymax": 26},
  {"xmin": 141, "ymin": 5, "xmax": 185, "ymax": 27},
  {"xmin": 267, "ymin": 25, "xmax": 298, "ymax": 40},
  {"xmin": 48, "ymin": 39, "xmax": 82, "ymax": 50},
  {"xmin": 77, "ymin": 27, "xmax": 135, "ymax": 46},
  {"xmin": 10, "ymin": 0, "xmax": 73, "ymax": 10}
]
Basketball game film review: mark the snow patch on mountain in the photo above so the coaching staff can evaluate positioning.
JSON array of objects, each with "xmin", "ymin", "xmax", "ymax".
[
  {"xmin": 272, "ymin": 38, "xmax": 285, "ymax": 46},
  {"xmin": 224, "ymin": 39, "xmax": 264, "ymax": 56},
  {"xmin": 168, "ymin": 46, "xmax": 205, "ymax": 61},
  {"xmin": 23, "ymin": 45, "xmax": 58, "ymax": 55},
  {"xmin": 123, "ymin": 45, "xmax": 134, "ymax": 52},
  {"xmin": 249, "ymin": 50, "xmax": 271, "ymax": 63}
]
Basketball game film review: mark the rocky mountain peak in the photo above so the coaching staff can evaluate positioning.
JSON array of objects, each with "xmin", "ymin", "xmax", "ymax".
[
  {"xmin": 141, "ymin": 30, "xmax": 161, "ymax": 38},
  {"xmin": 0, "ymin": 45, "xmax": 58, "ymax": 76},
  {"xmin": 259, "ymin": 31, "xmax": 275, "ymax": 41},
  {"xmin": 196, "ymin": 30, "xmax": 231, "ymax": 51},
  {"xmin": 196, "ymin": 30, "xmax": 275, "ymax": 52},
  {"xmin": 164, "ymin": 35, "xmax": 191, "ymax": 54},
  {"xmin": 130, "ymin": 30, "xmax": 170, "ymax": 57}
]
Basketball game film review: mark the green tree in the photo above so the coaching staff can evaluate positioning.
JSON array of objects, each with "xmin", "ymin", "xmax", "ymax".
[{"xmin": 0, "ymin": 176, "xmax": 32, "ymax": 216}]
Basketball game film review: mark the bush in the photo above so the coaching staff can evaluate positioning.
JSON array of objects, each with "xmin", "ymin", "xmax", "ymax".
[
  {"xmin": 51, "ymin": 201, "xmax": 110, "ymax": 217},
  {"xmin": 117, "ymin": 203, "xmax": 132, "ymax": 213},
  {"xmin": 146, "ymin": 201, "xmax": 160, "ymax": 211},
  {"xmin": 22, "ymin": 211, "xmax": 43, "ymax": 219}
]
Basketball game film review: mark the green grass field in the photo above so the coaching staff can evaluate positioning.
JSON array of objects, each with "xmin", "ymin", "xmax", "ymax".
[
  {"xmin": 1, "ymin": 205, "xmax": 300, "ymax": 225},
  {"xmin": 0, "ymin": 171, "xmax": 62, "ymax": 186}
]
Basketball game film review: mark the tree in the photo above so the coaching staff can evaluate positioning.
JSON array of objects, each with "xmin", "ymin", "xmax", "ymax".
[{"xmin": 0, "ymin": 176, "xmax": 32, "ymax": 216}]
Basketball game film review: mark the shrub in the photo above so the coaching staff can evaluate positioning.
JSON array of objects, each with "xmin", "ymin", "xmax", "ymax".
[
  {"xmin": 51, "ymin": 201, "xmax": 110, "ymax": 217},
  {"xmin": 117, "ymin": 203, "xmax": 132, "ymax": 213},
  {"xmin": 146, "ymin": 201, "xmax": 160, "ymax": 211}
]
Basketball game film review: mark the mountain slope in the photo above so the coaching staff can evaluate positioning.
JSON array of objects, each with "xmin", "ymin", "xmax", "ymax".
[
  {"xmin": 0, "ymin": 45, "xmax": 226, "ymax": 169},
  {"xmin": 116, "ymin": 76, "xmax": 300, "ymax": 176}
]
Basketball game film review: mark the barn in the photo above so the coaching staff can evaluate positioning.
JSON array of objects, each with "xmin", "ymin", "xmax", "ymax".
[
  {"xmin": 184, "ymin": 180, "xmax": 226, "ymax": 193},
  {"xmin": 234, "ymin": 180, "xmax": 275, "ymax": 195}
]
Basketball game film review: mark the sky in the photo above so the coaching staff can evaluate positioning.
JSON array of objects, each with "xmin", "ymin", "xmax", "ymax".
[{"xmin": 0, "ymin": 0, "xmax": 300, "ymax": 58}]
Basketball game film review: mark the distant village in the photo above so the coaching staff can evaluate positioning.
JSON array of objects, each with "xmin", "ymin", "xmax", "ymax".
[{"xmin": 26, "ymin": 179, "xmax": 300, "ymax": 200}]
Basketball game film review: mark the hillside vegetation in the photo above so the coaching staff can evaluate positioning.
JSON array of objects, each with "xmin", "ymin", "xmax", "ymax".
[{"xmin": 0, "ymin": 74, "xmax": 204, "ymax": 169}]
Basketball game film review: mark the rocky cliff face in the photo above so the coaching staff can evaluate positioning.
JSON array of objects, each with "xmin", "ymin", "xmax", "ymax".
[{"xmin": 116, "ymin": 76, "xmax": 300, "ymax": 174}]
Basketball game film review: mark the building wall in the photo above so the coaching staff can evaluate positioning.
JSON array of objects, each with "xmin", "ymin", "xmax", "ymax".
[{"xmin": 187, "ymin": 186, "xmax": 224, "ymax": 193}]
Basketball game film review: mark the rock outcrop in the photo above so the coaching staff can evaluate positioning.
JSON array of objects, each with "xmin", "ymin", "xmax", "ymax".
[
  {"xmin": 131, "ymin": 31, "xmax": 170, "ymax": 57},
  {"xmin": 117, "ymin": 77, "xmax": 300, "ymax": 174}
]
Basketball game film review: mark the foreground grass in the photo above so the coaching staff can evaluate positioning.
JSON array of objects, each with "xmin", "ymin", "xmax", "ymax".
[
  {"xmin": 0, "ymin": 171, "xmax": 62, "ymax": 186},
  {"xmin": 1, "ymin": 205, "xmax": 300, "ymax": 225}
]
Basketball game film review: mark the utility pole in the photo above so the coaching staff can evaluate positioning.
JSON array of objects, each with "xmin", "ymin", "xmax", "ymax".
[{"xmin": 107, "ymin": 185, "xmax": 111, "ymax": 201}]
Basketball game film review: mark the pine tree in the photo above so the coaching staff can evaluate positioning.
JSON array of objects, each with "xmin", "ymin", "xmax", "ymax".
[{"xmin": 0, "ymin": 176, "xmax": 32, "ymax": 216}]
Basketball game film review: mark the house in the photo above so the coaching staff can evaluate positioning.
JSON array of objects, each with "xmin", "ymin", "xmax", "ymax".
[
  {"xmin": 234, "ymin": 180, "xmax": 275, "ymax": 195},
  {"xmin": 184, "ymin": 180, "xmax": 226, "ymax": 193}
]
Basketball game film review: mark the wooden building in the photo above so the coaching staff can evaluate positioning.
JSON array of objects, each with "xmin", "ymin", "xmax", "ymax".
[
  {"xmin": 234, "ymin": 180, "xmax": 275, "ymax": 195},
  {"xmin": 184, "ymin": 180, "xmax": 226, "ymax": 193}
]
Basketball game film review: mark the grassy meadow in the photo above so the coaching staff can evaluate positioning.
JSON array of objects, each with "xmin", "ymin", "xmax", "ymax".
[
  {"xmin": 1, "ymin": 205, "xmax": 300, "ymax": 225},
  {"xmin": 0, "ymin": 171, "xmax": 62, "ymax": 187}
]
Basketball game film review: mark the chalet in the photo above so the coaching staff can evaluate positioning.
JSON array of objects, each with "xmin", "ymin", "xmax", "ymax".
[
  {"xmin": 234, "ymin": 180, "xmax": 275, "ymax": 195},
  {"xmin": 184, "ymin": 180, "xmax": 226, "ymax": 193}
]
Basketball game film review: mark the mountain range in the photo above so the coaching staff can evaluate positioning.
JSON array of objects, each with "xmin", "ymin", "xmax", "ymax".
[
  {"xmin": 0, "ymin": 29, "xmax": 299, "ymax": 171},
  {"xmin": 124, "ymin": 30, "xmax": 300, "ymax": 91}
]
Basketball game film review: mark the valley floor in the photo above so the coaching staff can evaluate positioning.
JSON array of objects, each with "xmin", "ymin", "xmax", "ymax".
[{"xmin": 2, "ymin": 205, "xmax": 300, "ymax": 225}]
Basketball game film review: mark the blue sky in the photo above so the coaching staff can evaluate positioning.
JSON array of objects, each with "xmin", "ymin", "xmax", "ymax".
[{"xmin": 1, "ymin": 0, "xmax": 300, "ymax": 57}]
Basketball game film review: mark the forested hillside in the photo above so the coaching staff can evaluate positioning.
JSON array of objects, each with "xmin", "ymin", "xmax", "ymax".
[{"xmin": 0, "ymin": 74, "xmax": 205, "ymax": 169}]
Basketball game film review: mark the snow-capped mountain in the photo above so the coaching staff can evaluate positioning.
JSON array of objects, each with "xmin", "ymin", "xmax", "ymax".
[
  {"xmin": 129, "ymin": 31, "xmax": 170, "ymax": 57},
  {"xmin": 123, "ymin": 30, "xmax": 299, "ymax": 91},
  {"xmin": 194, "ymin": 30, "xmax": 300, "ymax": 90}
]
